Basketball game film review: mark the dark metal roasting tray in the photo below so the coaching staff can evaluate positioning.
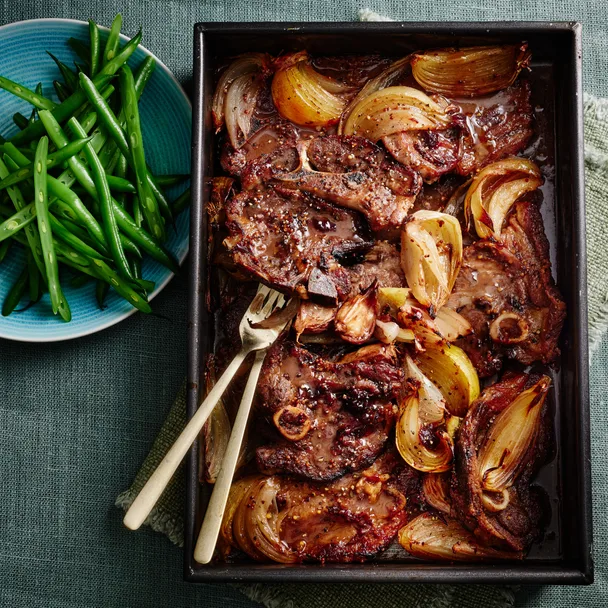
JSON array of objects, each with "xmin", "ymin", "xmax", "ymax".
[{"xmin": 185, "ymin": 21, "xmax": 592, "ymax": 584}]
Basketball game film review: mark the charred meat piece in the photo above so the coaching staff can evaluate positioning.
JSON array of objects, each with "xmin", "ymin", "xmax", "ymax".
[
  {"xmin": 294, "ymin": 242, "xmax": 404, "ymax": 338},
  {"xmin": 224, "ymin": 189, "xmax": 373, "ymax": 301},
  {"xmin": 256, "ymin": 339, "xmax": 403, "ymax": 481},
  {"xmin": 347, "ymin": 241, "xmax": 406, "ymax": 293},
  {"xmin": 275, "ymin": 450, "xmax": 419, "ymax": 562},
  {"xmin": 450, "ymin": 373, "xmax": 552, "ymax": 552},
  {"xmin": 383, "ymin": 128, "xmax": 463, "ymax": 183},
  {"xmin": 383, "ymin": 82, "xmax": 533, "ymax": 180},
  {"xmin": 244, "ymin": 136, "xmax": 422, "ymax": 233},
  {"xmin": 457, "ymin": 80, "xmax": 534, "ymax": 175},
  {"xmin": 448, "ymin": 201, "xmax": 565, "ymax": 377},
  {"xmin": 221, "ymin": 121, "xmax": 299, "ymax": 177}
]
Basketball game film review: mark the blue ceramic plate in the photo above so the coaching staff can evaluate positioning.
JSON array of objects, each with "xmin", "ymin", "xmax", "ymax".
[{"xmin": 0, "ymin": 19, "xmax": 191, "ymax": 342}]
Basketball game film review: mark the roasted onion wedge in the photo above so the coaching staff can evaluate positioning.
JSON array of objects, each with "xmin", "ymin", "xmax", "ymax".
[
  {"xmin": 411, "ymin": 44, "xmax": 531, "ymax": 97},
  {"xmin": 294, "ymin": 301, "xmax": 337, "ymax": 338},
  {"xmin": 342, "ymin": 86, "xmax": 452, "ymax": 142},
  {"xmin": 399, "ymin": 513, "xmax": 521, "ymax": 561},
  {"xmin": 464, "ymin": 157, "xmax": 542, "ymax": 239},
  {"xmin": 398, "ymin": 298, "xmax": 471, "ymax": 347},
  {"xmin": 338, "ymin": 56, "xmax": 411, "ymax": 133},
  {"xmin": 212, "ymin": 53, "xmax": 270, "ymax": 131},
  {"xmin": 212, "ymin": 53, "xmax": 271, "ymax": 148},
  {"xmin": 335, "ymin": 282, "xmax": 378, "ymax": 344},
  {"xmin": 219, "ymin": 475, "xmax": 261, "ymax": 557},
  {"xmin": 233, "ymin": 476, "xmax": 298, "ymax": 563},
  {"xmin": 271, "ymin": 52, "xmax": 350, "ymax": 127},
  {"xmin": 401, "ymin": 210, "xmax": 463, "ymax": 313},
  {"xmin": 422, "ymin": 472, "xmax": 452, "ymax": 514},
  {"xmin": 396, "ymin": 356, "xmax": 453, "ymax": 472},
  {"xmin": 478, "ymin": 375, "xmax": 551, "ymax": 492},
  {"xmin": 415, "ymin": 343, "xmax": 480, "ymax": 417}
]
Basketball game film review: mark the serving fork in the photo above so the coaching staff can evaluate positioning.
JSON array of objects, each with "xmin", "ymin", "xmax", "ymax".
[{"xmin": 123, "ymin": 284, "xmax": 289, "ymax": 535}]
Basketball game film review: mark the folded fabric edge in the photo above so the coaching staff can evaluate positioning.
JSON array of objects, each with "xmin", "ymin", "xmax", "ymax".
[{"xmin": 115, "ymin": 489, "xmax": 185, "ymax": 548}]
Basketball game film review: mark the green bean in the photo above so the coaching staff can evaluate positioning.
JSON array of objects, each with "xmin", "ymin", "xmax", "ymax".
[
  {"xmin": 48, "ymin": 211, "xmax": 109, "ymax": 261},
  {"xmin": 128, "ymin": 257, "xmax": 141, "ymax": 280},
  {"xmin": 1, "ymin": 142, "xmax": 31, "ymax": 167},
  {"xmin": 10, "ymin": 30, "xmax": 142, "ymax": 146},
  {"xmin": 113, "ymin": 204, "xmax": 178, "ymax": 272},
  {"xmin": 114, "ymin": 153, "xmax": 129, "ymax": 205},
  {"xmin": 154, "ymin": 174, "xmax": 189, "ymax": 188},
  {"xmin": 27, "ymin": 250, "xmax": 41, "ymax": 303},
  {"xmin": 171, "ymin": 187, "xmax": 190, "ymax": 215},
  {"xmin": 106, "ymin": 175, "xmax": 136, "ymax": 193},
  {"xmin": 0, "ymin": 156, "xmax": 46, "ymax": 279},
  {"xmin": 0, "ymin": 137, "xmax": 93, "ymax": 191},
  {"xmin": 148, "ymin": 176, "xmax": 172, "ymax": 223},
  {"xmin": 34, "ymin": 136, "xmax": 71, "ymax": 321},
  {"xmin": 0, "ymin": 240, "xmax": 11, "ymax": 264},
  {"xmin": 79, "ymin": 71, "xmax": 167, "ymax": 236},
  {"xmin": 2, "ymin": 265, "xmax": 29, "ymax": 316},
  {"xmin": 47, "ymin": 52, "xmax": 78, "ymax": 92},
  {"xmin": 67, "ymin": 38, "xmax": 90, "ymax": 66},
  {"xmin": 0, "ymin": 75, "xmax": 56, "ymax": 110},
  {"xmin": 132, "ymin": 195, "xmax": 143, "ymax": 226},
  {"xmin": 95, "ymin": 280, "xmax": 109, "ymax": 309},
  {"xmin": 47, "ymin": 176, "xmax": 107, "ymax": 249},
  {"xmin": 0, "ymin": 202, "xmax": 36, "ymax": 242},
  {"xmin": 13, "ymin": 113, "xmax": 29, "ymax": 130},
  {"xmin": 133, "ymin": 56, "xmax": 156, "ymax": 97},
  {"xmin": 88, "ymin": 20, "xmax": 100, "ymax": 77},
  {"xmin": 54, "ymin": 240, "xmax": 151, "ymax": 313},
  {"xmin": 120, "ymin": 67, "xmax": 166, "ymax": 240},
  {"xmin": 53, "ymin": 80, "xmax": 70, "ymax": 102},
  {"xmin": 67, "ymin": 116, "xmax": 132, "ymax": 279},
  {"xmin": 105, "ymin": 147, "xmax": 122, "ymax": 175},
  {"xmin": 58, "ymin": 216, "xmax": 105, "ymax": 253},
  {"xmin": 103, "ymin": 14, "xmax": 123, "ymax": 66},
  {"xmin": 119, "ymin": 233, "xmax": 142, "ymax": 259},
  {"xmin": 70, "ymin": 273, "xmax": 92, "ymax": 288}
]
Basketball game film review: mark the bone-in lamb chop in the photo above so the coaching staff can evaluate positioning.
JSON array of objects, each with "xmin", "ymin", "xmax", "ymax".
[
  {"xmin": 448, "ymin": 201, "xmax": 566, "ymax": 377},
  {"xmin": 255, "ymin": 340, "xmax": 403, "ymax": 481}
]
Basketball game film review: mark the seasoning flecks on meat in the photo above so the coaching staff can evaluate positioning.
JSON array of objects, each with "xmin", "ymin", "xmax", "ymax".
[
  {"xmin": 448, "ymin": 201, "xmax": 565, "ymax": 377},
  {"xmin": 274, "ymin": 450, "xmax": 419, "ymax": 562},
  {"xmin": 223, "ymin": 189, "xmax": 373, "ymax": 301},
  {"xmin": 255, "ymin": 340, "xmax": 403, "ymax": 481},
  {"xmin": 244, "ymin": 135, "xmax": 421, "ymax": 234},
  {"xmin": 450, "ymin": 372, "xmax": 552, "ymax": 552}
]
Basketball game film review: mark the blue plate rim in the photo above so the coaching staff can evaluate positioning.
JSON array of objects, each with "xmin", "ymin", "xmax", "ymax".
[{"xmin": 0, "ymin": 17, "xmax": 191, "ymax": 343}]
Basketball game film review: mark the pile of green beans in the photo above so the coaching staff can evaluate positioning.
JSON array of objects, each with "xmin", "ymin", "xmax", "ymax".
[{"xmin": 0, "ymin": 14, "xmax": 190, "ymax": 320}]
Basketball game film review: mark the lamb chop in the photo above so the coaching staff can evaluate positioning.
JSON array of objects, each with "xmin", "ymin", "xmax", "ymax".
[
  {"xmin": 383, "ymin": 81, "xmax": 534, "ymax": 182},
  {"xmin": 242, "ymin": 135, "xmax": 422, "ymax": 234},
  {"xmin": 255, "ymin": 340, "xmax": 402, "ymax": 481},
  {"xmin": 448, "ymin": 201, "xmax": 566, "ymax": 377},
  {"xmin": 223, "ymin": 188, "xmax": 373, "ymax": 302},
  {"xmin": 274, "ymin": 450, "xmax": 419, "ymax": 562},
  {"xmin": 450, "ymin": 372, "xmax": 553, "ymax": 552}
]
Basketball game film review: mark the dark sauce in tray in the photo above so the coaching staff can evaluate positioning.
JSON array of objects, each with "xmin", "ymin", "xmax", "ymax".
[{"xmin": 201, "ymin": 53, "xmax": 563, "ymax": 563}]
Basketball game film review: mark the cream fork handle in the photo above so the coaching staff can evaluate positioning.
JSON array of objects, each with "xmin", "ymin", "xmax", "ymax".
[
  {"xmin": 194, "ymin": 349, "xmax": 266, "ymax": 564},
  {"xmin": 123, "ymin": 349, "xmax": 249, "ymax": 531}
]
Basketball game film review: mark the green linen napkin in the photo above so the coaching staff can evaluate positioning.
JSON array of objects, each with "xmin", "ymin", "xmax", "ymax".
[{"xmin": 117, "ymin": 17, "xmax": 608, "ymax": 608}]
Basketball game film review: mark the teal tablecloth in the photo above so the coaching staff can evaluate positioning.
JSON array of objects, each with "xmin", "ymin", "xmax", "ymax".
[{"xmin": 1, "ymin": 1, "xmax": 606, "ymax": 607}]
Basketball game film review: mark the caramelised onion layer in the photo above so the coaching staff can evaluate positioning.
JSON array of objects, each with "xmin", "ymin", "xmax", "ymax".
[
  {"xmin": 396, "ymin": 356, "xmax": 453, "ymax": 473},
  {"xmin": 464, "ymin": 157, "xmax": 542, "ymax": 239},
  {"xmin": 341, "ymin": 86, "xmax": 452, "ymax": 142},
  {"xmin": 411, "ymin": 44, "xmax": 531, "ymax": 97},
  {"xmin": 414, "ymin": 343, "xmax": 480, "ymax": 417},
  {"xmin": 477, "ymin": 375, "xmax": 551, "ymax": 492},
  {"xmin": 271, "ymin": 52, "xmax": 351, "ymax": 127},
  {"xmin": 401, "ymin": 210, "xmax": 463, "ymax": 313},
  {"xmin": 399, "ymin": 513, "xmax": 521, "ymax": 561},
  {"xmin": 212, "ymin": 53, "xmax": 271, "ymax": 148}
]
